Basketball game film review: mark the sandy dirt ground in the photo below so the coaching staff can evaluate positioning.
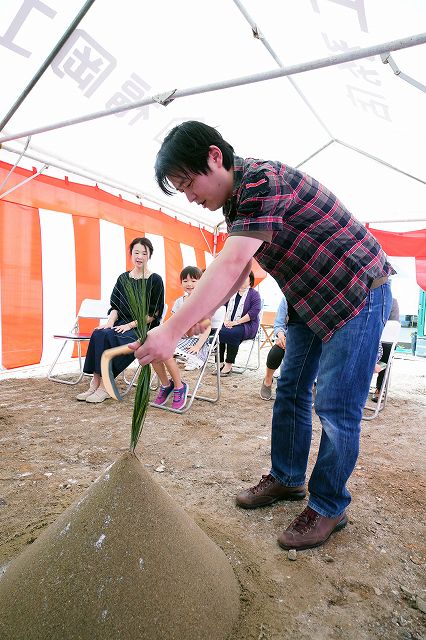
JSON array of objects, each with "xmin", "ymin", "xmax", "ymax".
[{"xmin": 0, "ymin": 351, "xmax": 425, "ymax": 640}]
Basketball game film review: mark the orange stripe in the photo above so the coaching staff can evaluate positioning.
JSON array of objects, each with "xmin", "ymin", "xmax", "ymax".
[
  {"xmin": 72, "ymin": 215, "xmax": 101, "ymax": 356},
  {"xmin": 194, "ymin": 248, "xmax": 207, "ymax": 271},
  {"xmin": 0, "ymin": 202, "xmax": 43, "ymax": 368},
  {"xmin": 163, "ymin": 239, "xmax": 184, "ymax": 320}
]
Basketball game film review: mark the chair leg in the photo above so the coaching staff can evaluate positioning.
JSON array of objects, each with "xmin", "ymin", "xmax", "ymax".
[{"xmin": 47, "ymin": 339, "xmax": 86, "ymax": 385}]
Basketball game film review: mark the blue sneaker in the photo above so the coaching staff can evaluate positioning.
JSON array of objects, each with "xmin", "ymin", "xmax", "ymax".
[
  {"xmin": 153, "ymin": 379, "xmax": 174, "ymax": 406},
  {"xmin": 172, "ymin": 382, "xmax": 188, "ymax": 410}
]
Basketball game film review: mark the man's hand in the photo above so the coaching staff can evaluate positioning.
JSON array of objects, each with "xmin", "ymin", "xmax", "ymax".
[{"xmin": 129, "ymin": 324, "xmax": 177, "ymax": 365}]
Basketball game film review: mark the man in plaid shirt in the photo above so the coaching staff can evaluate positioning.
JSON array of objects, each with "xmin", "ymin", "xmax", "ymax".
[{"xmin": 133, "ymin": 121, "xmax": 394, "ymax": 551}]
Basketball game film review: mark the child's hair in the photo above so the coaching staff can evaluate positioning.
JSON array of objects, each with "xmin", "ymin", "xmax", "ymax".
[
  {"xmin": 249, "ymin": 270, "xmax": 255, "ymax": 287},
  {"xmin": 180, "ymin": 266, "xmax": 202, "ymax": 282},
  {"xmin": 129, "ymin": 237, "xmax": 154, "ymax": 257}
]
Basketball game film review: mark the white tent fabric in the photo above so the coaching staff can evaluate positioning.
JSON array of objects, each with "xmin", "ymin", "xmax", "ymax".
[{"xmin": 0, "ymin": 0, "xmax": 425, "ymax": 230}]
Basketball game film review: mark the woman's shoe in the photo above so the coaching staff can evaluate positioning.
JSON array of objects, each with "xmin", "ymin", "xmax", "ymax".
[
  {"xmin": 220, "ymin": 368, "xmax": 232, "ymax": 377},
  {"xmin": 85, "ymin": 388, "xmax": 111, "ymax": 403},
  {"xmin": 211, "ymin": 364, "xmax": 224, "ymax": 375},
  {"xmin": 76, "ymin": 388, "xmax": 98, "ymax": 401}
]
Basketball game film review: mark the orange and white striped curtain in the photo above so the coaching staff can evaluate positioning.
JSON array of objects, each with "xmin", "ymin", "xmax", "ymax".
[{"xmin": 0, "ymin": 161, "xmax": 214, "ymax": 369}]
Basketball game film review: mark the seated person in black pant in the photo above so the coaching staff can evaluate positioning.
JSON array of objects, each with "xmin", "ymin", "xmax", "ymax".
[
  {"xmin": 76, "ymin": 237, "xmax": 164, "ymax": 403},
  {"xmin": 372, "ymin": 296, "xmax": 400, "ymax": 402},
  {"xmin": 219, "ymin": 271, "xmax": 262, "ymax": 376},
  {"xmin": 260, "ymin": 296, "xmax": 288, "ymax": 400}
]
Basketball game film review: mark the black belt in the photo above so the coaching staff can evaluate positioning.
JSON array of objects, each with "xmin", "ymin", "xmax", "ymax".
[{"xmin": 370, "ymin": 276, "xmax": 388, "ymax": 289}]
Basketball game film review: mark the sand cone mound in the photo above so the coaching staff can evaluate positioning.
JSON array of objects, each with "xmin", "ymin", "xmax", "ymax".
[{"xmin": 0, "ymin": 451, "xmax": 240, "ymax": 639}]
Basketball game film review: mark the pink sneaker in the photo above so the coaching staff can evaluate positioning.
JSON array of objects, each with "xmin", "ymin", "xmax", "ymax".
[
  {"xmin": 153, "ymin": 379, "xmax": 174, "ymax": 406},
  {"xmin": 171, "ymin": 382, "xmax": 188, "ymax": 410}
]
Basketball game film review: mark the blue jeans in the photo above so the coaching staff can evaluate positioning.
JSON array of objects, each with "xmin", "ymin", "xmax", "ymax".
[{"xmin": 271, "ymin": 283, "xmax": 392, "ymax": 517}]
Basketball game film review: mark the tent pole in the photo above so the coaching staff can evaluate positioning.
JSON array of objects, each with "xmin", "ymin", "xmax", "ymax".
[
  {"xmin": 0, "ymin": 0, "xmax": 97, "ymax": 133},
  {"xmin": 1, "ymin": 32, "xmax": 425, "ymax": 144},
  {"xmin": 0, "ymin": 164, "xmax": 48, "ymax": 200},
  {"xmin": 295, "ymin": 140, "xmax": 335, "ymax": 168}
]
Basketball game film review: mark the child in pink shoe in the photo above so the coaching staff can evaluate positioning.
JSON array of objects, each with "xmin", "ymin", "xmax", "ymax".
[{"xmin": 152, "ymin": 266, "xmax": 211, "ymax": 410}]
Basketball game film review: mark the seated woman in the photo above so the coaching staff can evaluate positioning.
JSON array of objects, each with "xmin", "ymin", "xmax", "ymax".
[
  {"xmin": 260, "ymin": 295, "xmax": 288, "ymax": 400},
  {"xmin": 152, "ymin": 266, "xmax": 211, "ymax": 410},
  {"xmin": 219, "ymin": 271, "xmax": 262, "ymax": 376},
  {"xmin": 76, "ymin": 237, "xmax": 164, "ymax": 403}
]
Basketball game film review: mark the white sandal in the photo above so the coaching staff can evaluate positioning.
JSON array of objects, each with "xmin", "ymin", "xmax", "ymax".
[{"xmin": 85, "ymin": 388, "xmax": 110, "ymax": 403}]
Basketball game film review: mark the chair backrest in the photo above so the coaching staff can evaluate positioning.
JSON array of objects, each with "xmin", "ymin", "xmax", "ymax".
[
  {"xmin": 78, "ymin": 298, "xmax": 110, "ymax": 319},
  {"xmin": 381, "ymin": 320, "xmax": 401, "ymax": 344},
  {"xmin": 211, "ymin": 305, "xmax": 226, "ymax": 330}
]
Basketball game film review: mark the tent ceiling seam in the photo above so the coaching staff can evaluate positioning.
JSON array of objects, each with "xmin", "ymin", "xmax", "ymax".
[{"xmin": 232, "ymin": 0, "xmax": 334, "ymax": 138}]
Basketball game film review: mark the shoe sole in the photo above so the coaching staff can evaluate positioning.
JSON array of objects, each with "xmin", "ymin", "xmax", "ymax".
[
  {"xmin": 277, "ymin": 515, "xmax": 348, "ymax": 551},
  {"xmin": 236, "ymin": 492, "xmax": 306, "ymax": 509}
]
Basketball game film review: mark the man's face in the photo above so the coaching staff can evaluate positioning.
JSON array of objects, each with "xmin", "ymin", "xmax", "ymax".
[{"xmin": 169, "ymin": 146, "xmax": 233, "ymax": 212}]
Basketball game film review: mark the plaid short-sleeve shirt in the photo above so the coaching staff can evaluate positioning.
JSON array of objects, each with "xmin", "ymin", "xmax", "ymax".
[{"xmin": 223, "ymin": 156, "xmax": 395, "ymax": 342}]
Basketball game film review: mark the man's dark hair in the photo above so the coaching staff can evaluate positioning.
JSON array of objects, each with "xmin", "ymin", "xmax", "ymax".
[
  {"xmin": 129, "ymin": 237, "xmax": 154, "ymax": 258},
  {"xmin": 155, "ymin": 121, "xmax": 234, "ymax": 195},
  {"xmin": 180, "ymin": 265, "xmax": 203, "ymax": 282}
]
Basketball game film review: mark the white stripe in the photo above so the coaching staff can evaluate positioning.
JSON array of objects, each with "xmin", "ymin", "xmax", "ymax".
[
  {"xmin": 180, "ymin": 243, "xmax": 196, "ymax": 268},
  {"xmin": 39, "ymin": 209, "xmax": 76, "ymax": 365},
  {"xmin": 205, "ymin": 251, "xmax": 214, "ymax": 267},
  {"xmin": 100, "ymin": 220, "xmax": 126, "ymax": 302},
  {"xmin": 145, "ymin": 233, "xmax": 166, "ymax": 285}
]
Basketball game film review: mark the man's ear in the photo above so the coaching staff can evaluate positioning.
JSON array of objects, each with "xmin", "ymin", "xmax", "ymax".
[{"xmin": 208, "ymin": 145, "xmax": 223, "ymax": 168}]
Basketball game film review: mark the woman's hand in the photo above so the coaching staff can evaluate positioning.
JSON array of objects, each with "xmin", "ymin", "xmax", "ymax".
[
  {"xmin": 224, "ymin": 320, "xmax": 236, "ymax": 328},
  {"xmin": 114, "ymin": 323, "xmax": 132, "ymax": 334}
]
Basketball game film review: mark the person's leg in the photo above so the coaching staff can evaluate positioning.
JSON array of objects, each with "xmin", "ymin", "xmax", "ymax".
[
  {"xmin": 237, "ymin": 322, "xmax": 319, "ymax": 507},
  {"xmin": 309, "ymin": 283, "xmax": 392, "ymax": 518},
  {"xmin": 261, "ymin": 345, "xmax": 285, "ymax": 399},
  {"xmin": 277, "ymin": 283, "xmax": 392, "ymax": 550},
  {"xmin": 152, "ymin": 360, "xmax": 176, "ymax": 406},
  {"xmin": 219, "ymin": 342, "xmax": 226, "ymax": 367},
  {"xmin": 77, "ymin": 331, "xmax": 104, "ymax": 399},
  {"xmin": 221, "ymin": 343, "xmax": 240, "ymax": 374},
  {"xmin": 152, "ymin": 361, "xmax": 170, "ymax": 387},
  {"xmin": 271, "ymin": 323, "xmax": 321, "ymax": 485},
  {"xmin": 375, "ymin": 341, "xmax": 392, "ymax": 392}
]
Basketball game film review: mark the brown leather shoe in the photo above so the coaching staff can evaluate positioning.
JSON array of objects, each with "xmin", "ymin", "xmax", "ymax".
[
  {"xmin": 236, "ymin": 474, "xmax": 306, "ymax": 509},
  {"xmin": 277, "ymin": 506, "xmax": 348, "ymax": 550}
]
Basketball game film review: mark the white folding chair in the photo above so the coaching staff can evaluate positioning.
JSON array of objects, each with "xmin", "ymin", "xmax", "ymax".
[
  {"xmin": 232, "ymin": 301, "xmax": 264, "ymax": 374},
  {"xmin": 47, "ymin": 298, "xmax": 110, "ymax": 384},
  {"xmin": 363, "ymin": 320, "xmax": 401, "ymax": 420},
  {"xmin": 150, "ymin": 307, "xmax": 226, "ymax": 414}
]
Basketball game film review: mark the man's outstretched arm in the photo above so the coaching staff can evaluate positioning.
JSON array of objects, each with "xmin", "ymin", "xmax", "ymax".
[{"xmin": 132, "ymin": 235, "xmax": 263, "ymax": 364}]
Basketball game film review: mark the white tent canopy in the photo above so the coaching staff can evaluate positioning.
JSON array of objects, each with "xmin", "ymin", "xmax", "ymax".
[{"xmin": 0, "ymin": 0, "xmax": 425, "ymax": 230}]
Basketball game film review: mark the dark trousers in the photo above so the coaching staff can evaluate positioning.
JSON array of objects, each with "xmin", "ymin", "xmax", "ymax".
[
  {"xmin": 376, "ymin": 342, "xmax": 392, "ymax": 390},
  {"xmin": 83, "ymin": 327, "xmax": 137, "ymax": 378},
  {"xmin": 219, "ymin": 342, "xmax": 241, "ymax": 364}
]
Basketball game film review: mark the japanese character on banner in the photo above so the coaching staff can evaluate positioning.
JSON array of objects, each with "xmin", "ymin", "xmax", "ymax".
[
  {"xmin": 0, "ymin": 0, "xmax": 56, "ymax": 58},
  {"xmin": 346, "ymin": 86, "xmax": 391, "ymax": 121},
  {"xmin": 51, "ymin": 30, "xmax": 116, "ymax": 97},
  {"xmin": 310, "ymin": 0, "xmax": 368, "ymax": 33}
]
